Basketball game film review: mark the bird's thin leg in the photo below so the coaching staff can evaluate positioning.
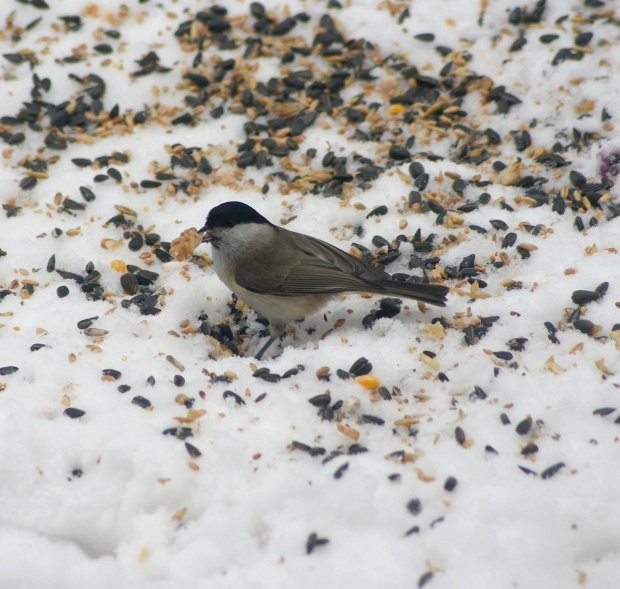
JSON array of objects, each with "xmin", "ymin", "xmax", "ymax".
[
  {"xmin": 255, "ymin": 336, "xmax": 277, "ymax": 361},
  {"xmin": 254, "ymin": 321, "xmax": 285, "ymax": 361}
]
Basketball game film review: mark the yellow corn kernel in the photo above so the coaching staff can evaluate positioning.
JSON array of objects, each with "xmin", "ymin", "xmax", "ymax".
[
  {"xmin": 355, "ymin": 374, "xmax": 379, "ymax": 390},
  {"xmin": 110, "ymin": 259, "xmax": 127, "ymax": 273}
]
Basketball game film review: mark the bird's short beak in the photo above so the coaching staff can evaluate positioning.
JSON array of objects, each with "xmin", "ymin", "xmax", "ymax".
[{"xmin": 200, "ymin": 228, "xmax": 215, "ymax": 243}]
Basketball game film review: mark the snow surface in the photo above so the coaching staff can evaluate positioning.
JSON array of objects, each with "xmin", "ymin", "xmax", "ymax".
[{"xmin": 1, "ymin": 1, "xmax": 620, "ymax": 588}]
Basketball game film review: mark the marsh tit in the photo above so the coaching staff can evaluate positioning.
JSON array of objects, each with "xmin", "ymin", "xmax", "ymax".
[{"xmin": 199, "ymin": 201, "xmax": 449, "ymax": 360}]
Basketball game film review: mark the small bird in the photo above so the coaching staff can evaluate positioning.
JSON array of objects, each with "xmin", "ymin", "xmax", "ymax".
[{"xmin": 199, "ymin": 201, "xmax": 449, "ymax": 359}]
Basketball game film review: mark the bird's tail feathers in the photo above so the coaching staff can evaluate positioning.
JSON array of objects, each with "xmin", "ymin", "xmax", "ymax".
[{"xmin": 370, "ymin": 280, "xmax": 449, "ymax": 306}]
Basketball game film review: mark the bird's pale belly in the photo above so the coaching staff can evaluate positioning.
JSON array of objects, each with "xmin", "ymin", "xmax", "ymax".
[{"xmin": 212, "ymin": 248, "xmax": 331, "ymax": 325}]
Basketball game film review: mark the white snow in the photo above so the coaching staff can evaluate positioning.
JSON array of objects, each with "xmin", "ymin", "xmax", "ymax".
[{"xmin": 1, "ymin": 1, "xmax": 619, "ymax": 588}]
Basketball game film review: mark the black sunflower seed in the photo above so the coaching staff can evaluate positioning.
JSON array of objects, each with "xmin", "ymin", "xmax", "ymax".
[
  {"xmin": 539, "ymin": 34, "xmax": 559, "ymax": 44},
  {"xmin": 470, "ymin": 385, "xmax": 487, "ymax": 400},
  {"xmin": 513, "ymin": 130, "xmax": 531, "ymax": 152},
  {"xmin": 406, "ymin": 498, "xmax": 422, "ymax": 515},
  {"xmin": 571, "ymin": 290, "xmax": 598, "ymax": 305},
  {"xmin": 134, "ymin": 269, "xmax": 159, "ymax": 284},
  {"xmin": 593, "ymin": 407, "xmax": 616, "ymax": 417},
  {"xmin": 253, "ymin": 368, "xmax": 281, "ymax": 383},
  {"xmin": 414, "ymin": 173, "xmax": 429, "ymax": 191},
  {"xmin": 389, "ymin": 145, "xmax": 411, "ymax": 160},
  {"xmin": 72, "ymin": 158, "xmax": 92, "ymax": 167},
  {"xmin": 535, "ymin": 153, "xmax": 568, "ymax": 168},
  {"xmin": 516, "ymin": 416, "xmax": 532, "ymax": 435},
  {"xmin": 306, "ymin": 532, "xmax": 329, "ymax": 554},
  {"xmin": 223, "ymin": 391, "xmax": 245, "ymax": 405},
  {"xmin": 131, "ymin": 396, "xmax": 151, "ymax": 408},
  {"xmin": 366, "ymin": 205, "xmax": 388, "ymax": 218},
  {"xmin": 333, "ymin": 462, "xmax": 349, "ymax": 479},
  {"xmin": 237, "ymin": 150, "xmax": 255, "ymax": 170},
  {"xmin": 8, "ymin": 133, "xmax": 25, "ymax": 145},
  {"xmin": 64, "ymin": 408, "xmax": 85, "ymax": 419},
  {"xmin": 56, "ymin": 270, "xmax": 84, "ymax": 284},
  {"xmin": 94, "ymin": 44, "xmax": 113, "ymax": 54},
  {"xmin": 107, "ymin": 167, "xmax": 122, "ymax": 182},
  {"xmin": 144, "ymin": 233, "xmax": 160, "ymax": 246},
  {"xmin": 185, "ymin": 442, "xmax": 202, "ymax": 458},
  {"xmin": 569, "ymin": 170, "xmax": 586, "ymax": 188},
  {"xmin": 573, "ymin": 319, "xmax": 593, "ymax": 334},
  {"xmin": 79, "ymin": 186, "xmax": 96, "ymax": 202},
  {"xmin": 77, "ymin": 316, "xmax": 98, "ymax": 329},
  {"xmin": 140, "ymin": 180, "xmax": 162, "ymax": 188},
  {"xmin": 19, "ymin": 176, "xmax": 37, "ymax": 190},
  {"xmin": 128, "ymin": 234, "xmax": 144, "ymax": 251},
  {"xmin": 521, "ymin": 443, "xmax": 539, "ymax": 455},
  {"xmin": 541, "ymin": 462, "xmax": 565, "ymax": 479},
  {"xmin": 348, "ymin": 444, "xmax": 367, "ymax": 455},
  {"xmin": 507, "ymin": 337, "xmax": 528, "ymax": 351},
  {"xmin": 292, "ymin": 441, "xmax": 312, "ymax": 453},
  {"xmin": 120, "ymin": 273, "xmax": 139, "ymax": 295},
  {"xmin": 377, "ymin": 386, "xmax": 392, "ymax": 400},
  {"xmin": 309, "ymin": 394, "xmax": 331, "ymax": 407},
  {"xmin": 419, "ymin": 572, "xmax": 434, "ymax": 588},
  {"xmin": 502, "ymin": 232, "xmax": 517, "ymax": 248},
  {"xmin": 318, "ymin": 407, "xmax": 334, "ymax": 423},
  {"xmin": 174, "ymin": 375, "xmax": 185, "ymax": 387},
  {"xmin": 349, "ymin": 357, "xmax": 372, "ymax": 376},
  {"xmin": 0, "ymin": 366, "xmax": 18, "ymax": 375},
  {"xmin": 595, "ymin": 282, "xmax": 609, "ymax": 298},
  {"xmin": 117, "ymin": 385, "xmax": 131, "ymax": 393},
  {"xmin": 172, "ymin": 113, "xmax": 194, "ymax": 126},
  {"xmin": 455, "ymin": 426, "xmax": 466, "ymax": 445},
  {"xmin": 575, "ymin": 216, "xmax": 585, "ymax": 231},
  {"xmin": 444, "ymin": 476, "xmax": 458, "ymax": 492},
  {"xmin": 409, "ymin": 162, "xmax": 425, "ymax": 178},
  {"xmin": 362, "ymin": 414, "xmax": 384, "ymax": 426},
  {"xmin": 163, "ymin": 427, "xmax": 192, "ymax": 440},
  {"xmin": 575, "ymin": 32, "xmax": 593, "ymax": 47},
  {"xmin": 84, "ymin": 270, "xmax": 100, "ymax": 284},
  {"xmin": 102, "ymin": 369, "xmax": 121, "ymax": 379}
]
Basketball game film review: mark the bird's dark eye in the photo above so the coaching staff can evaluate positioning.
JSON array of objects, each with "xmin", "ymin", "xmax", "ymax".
[{"xmin": 225, "ymin": 220, "xmax": 234, "ymax": 228}]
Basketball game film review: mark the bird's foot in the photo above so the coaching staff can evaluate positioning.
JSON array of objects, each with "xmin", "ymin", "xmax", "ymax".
[{"xmin": 254, "ymin": 332, "xmax": 287, "ymax": 361}]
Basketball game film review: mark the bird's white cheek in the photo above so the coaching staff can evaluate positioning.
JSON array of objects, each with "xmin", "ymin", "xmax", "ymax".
[{"xmin": 211, "ymin": 248, "xmax": 236, "ymax": 291}]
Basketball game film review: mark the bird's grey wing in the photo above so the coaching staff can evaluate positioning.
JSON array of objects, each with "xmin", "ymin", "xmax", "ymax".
[
  {"xmin": 235, "ymin": 231, "xmax": 388, "ymax": 295},
  {"xmin": 294, "ymin": 232, "xmax": 391, "ymax": 282}
]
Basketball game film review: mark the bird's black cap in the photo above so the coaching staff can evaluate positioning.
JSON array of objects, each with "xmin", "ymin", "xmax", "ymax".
[{"xmin": 199, "ymin": 201, "xmax": 271, "ymax": 233}]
